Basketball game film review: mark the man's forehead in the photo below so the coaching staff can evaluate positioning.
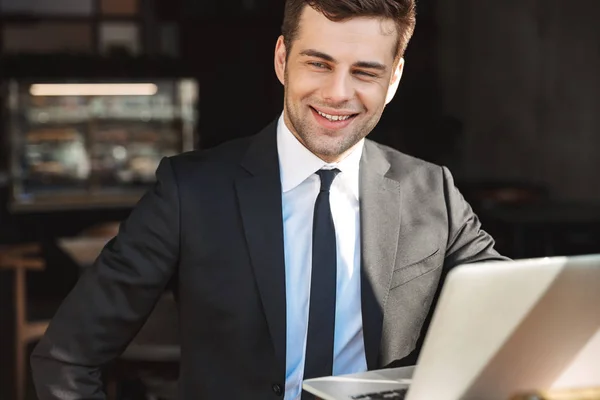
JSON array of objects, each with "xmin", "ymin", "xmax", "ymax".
[{"xmin": 295, "ymin": 6, "xmax": 397, "ymax": 59}]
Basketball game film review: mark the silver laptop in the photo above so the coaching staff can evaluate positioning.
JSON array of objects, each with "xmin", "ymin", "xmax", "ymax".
[{"xmin": 303, "ymin": 254, "xmax": 600, "ymax": 400}]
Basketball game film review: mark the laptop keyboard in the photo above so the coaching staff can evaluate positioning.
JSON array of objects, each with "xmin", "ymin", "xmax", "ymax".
[{"xmin": 350, "ymin": 388, "xmax": 408, "ymax": 399}]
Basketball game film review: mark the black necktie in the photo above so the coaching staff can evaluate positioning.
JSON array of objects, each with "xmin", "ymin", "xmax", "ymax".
[{"xmin": 303, "ymin": 169, "xmax": 340, "ymax": 388}]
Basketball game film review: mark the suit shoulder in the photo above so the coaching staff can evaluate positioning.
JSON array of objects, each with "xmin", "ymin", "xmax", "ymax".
[
  {"xmin": 365, "ymin": 140, "xmax": 453, "ymax": 205},
  {"xmin": 165, "ymin": 134, "xmax": 256, "ymax": 178},
  {"xmin": 366, "ymin": 139, "xmax": 443, "ymax": 176}
]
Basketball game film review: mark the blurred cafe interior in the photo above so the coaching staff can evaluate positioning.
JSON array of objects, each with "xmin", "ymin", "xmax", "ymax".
[{"xmin": 1, "ymin": 0, "xmax": 599, "ymax": 399}]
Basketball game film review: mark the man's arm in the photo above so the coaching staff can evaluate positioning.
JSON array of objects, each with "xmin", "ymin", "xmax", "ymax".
[
  {"xmin": 442, "ymin": 166, "xmax": 510, "ymax": 266},
  {"xmin": 390, "ymin": 166, "xmax": 510, "ymax": 367},
  {"xmin": 31, "ymin": 157, "xmax": 181, "ymax": 399},
  {"xmin": 386, "ymin": 166, "xmax": 510, "ymax": 369}
]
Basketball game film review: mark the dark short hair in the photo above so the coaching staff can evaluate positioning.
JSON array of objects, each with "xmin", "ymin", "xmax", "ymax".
[{"xmin": 281, "ymin": 0, "xmax": 416, "ymax": 60}]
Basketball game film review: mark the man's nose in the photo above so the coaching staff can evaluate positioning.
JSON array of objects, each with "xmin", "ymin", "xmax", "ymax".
[{"xmin": 321, "ymin": 72, "xmax": 353, "ymax": 104}]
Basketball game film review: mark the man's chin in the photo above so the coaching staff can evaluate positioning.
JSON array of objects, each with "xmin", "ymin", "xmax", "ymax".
[{"xmin": 303, "ymin": 140, "xmax": 356, "ymax": 162}]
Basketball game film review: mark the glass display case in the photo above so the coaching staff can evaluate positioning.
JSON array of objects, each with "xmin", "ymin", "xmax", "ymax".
[{"xmin": 4, "ymin": 78, "xmax": 198, "ymax": 211}]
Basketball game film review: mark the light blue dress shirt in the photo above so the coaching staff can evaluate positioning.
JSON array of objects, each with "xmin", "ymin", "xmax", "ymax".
[{"xmin": 276, "ymin": 114, "xmax": 368, "ymax": 400}]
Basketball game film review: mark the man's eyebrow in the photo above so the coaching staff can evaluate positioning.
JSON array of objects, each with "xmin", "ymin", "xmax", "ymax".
[
  {"xmin": 299, "ymin": 49, "xmax": 335, "ymax": 62},
  {"xmin": 353, "ymin": 61, "xmax": 387, "ymax": 72},
  {"xmin": 299, "ymin": 48, "xmax": 387, "ymax": 72}
]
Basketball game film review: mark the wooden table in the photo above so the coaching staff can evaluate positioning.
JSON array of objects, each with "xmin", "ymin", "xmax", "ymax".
[{"xmin": 57, "ymin": 236, "xmax": 111, "ymax": 268}]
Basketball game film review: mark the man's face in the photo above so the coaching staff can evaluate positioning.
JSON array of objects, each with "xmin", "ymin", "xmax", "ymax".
[{"xmin": 275, "ymin": 6, "xmax": 404, "ymax": 162}]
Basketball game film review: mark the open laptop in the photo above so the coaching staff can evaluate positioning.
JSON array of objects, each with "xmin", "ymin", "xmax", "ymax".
[{"xmin": 303, "ymin": 254, "xmax": 600, "ymax": 400}]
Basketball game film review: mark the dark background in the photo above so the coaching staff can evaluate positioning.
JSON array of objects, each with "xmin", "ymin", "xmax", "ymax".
[{"xmin": 1, "ymin": 0, "xmax": 600, "ymax": 398}]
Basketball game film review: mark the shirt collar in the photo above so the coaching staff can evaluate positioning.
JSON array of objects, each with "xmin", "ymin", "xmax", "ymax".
[{"xmin": 276, "ymin": 113, "xmax": 364, "ymax": 199}]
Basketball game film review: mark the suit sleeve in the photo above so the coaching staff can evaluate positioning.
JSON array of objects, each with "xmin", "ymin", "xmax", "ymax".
[
  {"xmin": 442, "ymin": 166, "xmax": 510, "ymax": 266},
  {"xmin": 386, "ymin": 166, "xmax": 510, "ymax": 368},
  {"xmin": 31, "ymin": 157, "xmax": 180, "ymax": 400}
]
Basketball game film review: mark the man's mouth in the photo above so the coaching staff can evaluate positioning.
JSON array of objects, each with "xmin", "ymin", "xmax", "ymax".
[{"xmin": 310, "ymin": 106, "xmax": 359, "ymax": 124}]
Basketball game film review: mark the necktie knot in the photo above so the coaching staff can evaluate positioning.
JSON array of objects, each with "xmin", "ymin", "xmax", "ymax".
[{"xmin": 316, "ymin": 169, "xmax": 340, "ymax": 192}]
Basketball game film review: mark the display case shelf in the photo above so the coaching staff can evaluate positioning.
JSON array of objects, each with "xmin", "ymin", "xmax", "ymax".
[{"xmin": 4, "ymin": 78, "xmax": 198, "ymax": 212}]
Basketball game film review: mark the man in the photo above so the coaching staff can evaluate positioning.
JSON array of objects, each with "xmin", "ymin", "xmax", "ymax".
[{"xmin": 31, "ymin": 0, "xmax": 507, "ymax": 399}]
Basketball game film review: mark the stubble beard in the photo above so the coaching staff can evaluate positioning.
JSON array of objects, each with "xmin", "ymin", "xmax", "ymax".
[{"xmin": 284, "ymin": 89, "xmax": 370, "ymax": 161}]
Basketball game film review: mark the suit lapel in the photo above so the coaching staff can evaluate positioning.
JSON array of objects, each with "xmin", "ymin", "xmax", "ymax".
[
  {"xmin": 235, "ymin": 121, "xmax": 287, "ymax": 372},
  {"xmin": 234, "ymin": 129, "xmax": 404, "ymax": 372},
  {"xmin": 359, "ymin": 141, "xmax": 402, "ymax": 369}
]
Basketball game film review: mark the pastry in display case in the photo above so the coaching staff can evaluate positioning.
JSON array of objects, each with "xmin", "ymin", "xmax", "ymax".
[{"xmin": 4, "ymin": 79, "xmax": 198, "ymax": 211}]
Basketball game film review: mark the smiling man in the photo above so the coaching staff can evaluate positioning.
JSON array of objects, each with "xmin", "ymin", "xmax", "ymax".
[
  {"xmin": 277, "ymin": 3, "xmax": 405, "ymax": 163},
  {"xmin": 31, "ymin": 1, "xmax": 507, "ymax": 400}
]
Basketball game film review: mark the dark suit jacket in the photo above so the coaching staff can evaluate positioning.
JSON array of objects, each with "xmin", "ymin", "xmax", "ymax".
[{"xmin": 31, "ymin": 120, "xmax": 507, "ymax": 399}]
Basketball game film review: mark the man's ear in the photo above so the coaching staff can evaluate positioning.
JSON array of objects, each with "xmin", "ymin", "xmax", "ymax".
[
  {"xmin": 385, "ymin": 57, "xmax": 404, "ymax": 105},
  {"xmin": 274, "ymin": 35, "xmax": 287, "ymax": 85}
]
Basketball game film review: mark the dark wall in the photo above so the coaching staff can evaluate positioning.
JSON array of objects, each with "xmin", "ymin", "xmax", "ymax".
[{"xmin": 438, "ymin": 0, "xmax": 600, "ymax": 200}]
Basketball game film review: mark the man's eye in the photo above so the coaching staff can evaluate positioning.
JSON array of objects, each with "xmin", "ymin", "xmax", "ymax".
[
  {"xmin": 355, "ymin": 70, "xmax": 377, "ymax": 78},
  {"xmin": 310, "ymin": 62, "xmax": 328, "ymax": 69}
]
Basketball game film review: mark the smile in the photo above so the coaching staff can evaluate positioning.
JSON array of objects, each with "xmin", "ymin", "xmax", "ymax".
[
  {"xmin": 310, "ymin": 106, "xmax": 359, "ymax": 130},
  {"xmin": 315, "ymin": 109, "xmax": 353, "ymax": 121}
]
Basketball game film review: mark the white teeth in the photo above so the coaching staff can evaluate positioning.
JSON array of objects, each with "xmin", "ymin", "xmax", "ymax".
[{"xmin": 316, "ymin": 109, "xmax": 352, "ymax": 122}]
